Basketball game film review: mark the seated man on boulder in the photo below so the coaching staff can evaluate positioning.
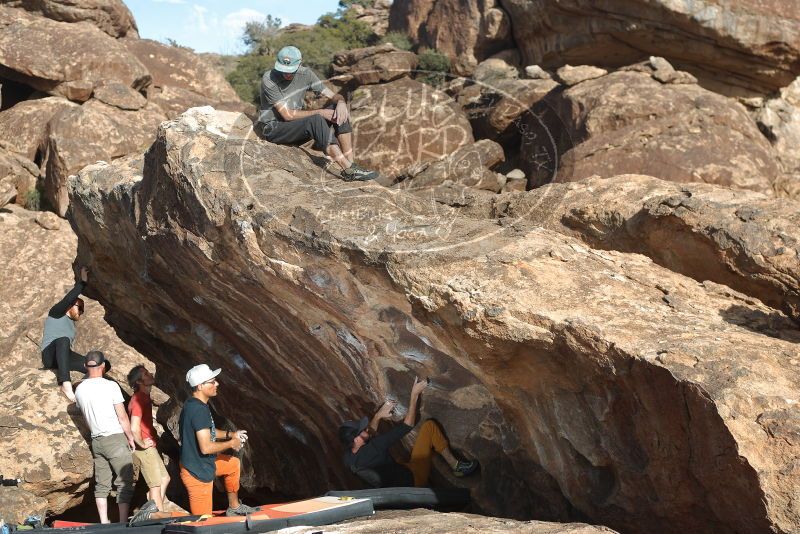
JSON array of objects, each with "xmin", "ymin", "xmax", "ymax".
[
  {"xmin": 339, "ymin": 377, "xmax": 478, "ymax": 488},
  {"xmin": 256, "ymin": 45, "xmax": 379, "ymax": 182},
  {"xmin": 179, "ymin": 364, "xmax": 258, "ymax": 517}
]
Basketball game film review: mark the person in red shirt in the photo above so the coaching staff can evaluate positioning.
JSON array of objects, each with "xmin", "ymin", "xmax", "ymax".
[{"xmin": 127, "ymin": 365, "xmax": 171, "ymax": 520}]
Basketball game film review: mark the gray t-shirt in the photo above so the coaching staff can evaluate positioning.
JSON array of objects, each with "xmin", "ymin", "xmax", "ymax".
[{"xmin": 258, "ymin": 66, "xmax": 327, "ymax": 125}]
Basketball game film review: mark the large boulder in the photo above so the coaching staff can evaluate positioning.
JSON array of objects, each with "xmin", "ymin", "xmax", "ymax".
[
  {"xmin": 351, "ymin": 77, "xmax": 474, "ymax": 178},
  {"xmin": 42, "ymin": 99, "xmax": 165, "ymax": 217},
  {"xmin": 68, "ymin": 108, "xmax": 800, "ymax": 533},
  {"xmin": 389, "ymin": 0, "xmax": 513, "ymax": 75},
  {"xmin": 0, "ymin": 0, "xmax": 138, "ymax": 38},
  {"xmin": 491, "ymin": 175, "xmax": 800, "ymax": 323},
  {"xmin": 541, "ymin": 70, "xmax": 781, "ymax": 194},
  {"xmin": 0, "ymin": 96, "xmax": 77, "ymax": 161},
  {"xmin": 499, "ymin": 0, "xmax": 800, "ymax": 96},
  {"xmin": 332, "ymin": 43, "xmax": 418, "ymax": 87},
  {"xmin": 123, "ymin": 38, "xmax": 241, "ymax": 107},
  {"xmin": 0, "ymin": 204, "xmax": 154, "ymax": 523},
  {"xmin": 346, "ymin": 0, "xmax": 392, "ymax": 37},
  {"xmin": 0, "ymin": 7, "xmax": 150, "ymax": 101}
]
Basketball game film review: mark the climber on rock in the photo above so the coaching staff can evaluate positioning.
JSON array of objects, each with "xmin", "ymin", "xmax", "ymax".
[
  {"xmin": 339, "ymin": 376, "xmax": 479, "ymax": 488},
  {"xmin": 255, "ymin": 45, "xmax": 379, "ymax": 182},
  {"xmin": 74, "ymin": 351, "xmax": 135, "ymax": 524},
  {"xmin": 40, "ymin": 266, "xmax": 107, "ymax": 402},
  {"xmin": 178, "ymin": 364, "xmax": 260, "ymax": 517}
]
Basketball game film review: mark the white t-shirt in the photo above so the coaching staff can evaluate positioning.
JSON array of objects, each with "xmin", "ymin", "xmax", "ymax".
[{"xmin": 75, "ymin": 377, "xmax": 125, "ymax": 438}]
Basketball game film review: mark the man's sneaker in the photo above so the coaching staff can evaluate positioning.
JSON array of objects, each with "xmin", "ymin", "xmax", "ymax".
[
  {"xmin": 129, "ymin": 499, "xmax": 158, "ymax": 525},
  {"xmin": 225, "ymin": 503, "xmax": 261, "ymax": 517},
  {"xmin": 341, "ymin": 163, "xmax": 379, "ymax": 182},
  {"xmin": 453, "ymin": 459, "xmax": 479, "ymax": 477}
]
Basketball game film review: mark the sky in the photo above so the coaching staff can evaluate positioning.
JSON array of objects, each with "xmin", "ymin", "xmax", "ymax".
[{"xmin": 126, "ymin": 0, "xmax": 341, "ymax": 55}]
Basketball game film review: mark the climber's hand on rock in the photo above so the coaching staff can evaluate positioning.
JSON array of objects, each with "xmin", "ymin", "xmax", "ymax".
[
  {"xmin": 411, "ymin": 376, "xmax": 427, "ymax": 397},
  {"xmin": 376, "ymin": 400, "xmax": 396, "ymax": 420}
]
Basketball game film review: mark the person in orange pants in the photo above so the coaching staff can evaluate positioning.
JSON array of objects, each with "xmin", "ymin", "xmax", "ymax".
[
  {"xmin": 339, "ymin": 377, "xmax": 479, "ymax": 487},
  {"xmin": 178, "ymin": 364, "xmax": 260, "ymax": 517}
]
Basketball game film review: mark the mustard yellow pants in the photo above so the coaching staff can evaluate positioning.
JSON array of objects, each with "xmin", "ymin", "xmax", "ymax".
[{"xmin": 404, "ymin": 419, "xmax": 449, "ymax": 487}]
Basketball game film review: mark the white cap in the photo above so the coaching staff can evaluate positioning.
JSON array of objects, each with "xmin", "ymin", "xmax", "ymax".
[{"xmin": 186, "ymin": 364, "xmax": 221, "ymax": 387}]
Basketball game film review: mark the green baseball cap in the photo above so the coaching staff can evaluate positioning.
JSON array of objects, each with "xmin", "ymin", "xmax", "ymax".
[{"xmin": 275, "ymin": 46, "xmax": 302, "ymax": 73}]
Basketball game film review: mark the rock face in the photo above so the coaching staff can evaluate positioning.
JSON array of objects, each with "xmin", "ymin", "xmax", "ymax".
[
  {"xmin": 68, "ymin": 108, "xmax": 800, "ymax": 534},
  {"xmin": 492, "ymin": 175, "xmax": 800, "ymax": 323},
  {"xmin": 347, "ymin": 0, "xmax": 392, "ymax": 37},
  {"xmin": 499, "ymin": 0, "xmax": 800, "ymax": 95},
  {"xmin": 123, "ymin": 38, "xmax": 241, "ymax": 107},
  {"xmin": 0, "ymin": 145, "xmax": 37, "ymax": 207},
  {"xmin": 296, "ymin": 509, "xmax": 619, "ymax": 533},
  {"xmin": 0, "ymin": 0, "xmax": 139, "ymax": 38},
  {"xmin": 389, "ymin": 0, "xmax": 513, "ymax": 74},
  {"xmin": 0, "ymin": 96, "xmax": 77, "ymax": 161},
  {"xmin": 544, "ymin": 70, "xmax": 780, "ymax": 194},
  {"xmin": 0, "ymin": 7, "xmax": 150, "ymax": 101},
  {"xmin": 351, "ymin": 77, "xmax": 474, "ymax": 178},
  {"xmin": 757, "ymin": 77, "xmax": 800, "ymax": 199},
  {"xmin": 43, "ymin": 99, "xmax": 165, "ymax": 217},
  {"xmin": 332, "ymin": 44, "xmax": 418, "ymax": 87},
  {"xmin": 0, "ymin": 204, "xmax": 153, "ymax": 523}
]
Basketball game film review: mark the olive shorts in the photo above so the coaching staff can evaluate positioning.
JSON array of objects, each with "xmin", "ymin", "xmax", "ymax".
[
  {"xmin": 133, "ymin": 447, "xmax": 168, "ymax": 489},
  {"xmin": 90, "ymin": 433, "xmax": 134, "ymax": 502}
]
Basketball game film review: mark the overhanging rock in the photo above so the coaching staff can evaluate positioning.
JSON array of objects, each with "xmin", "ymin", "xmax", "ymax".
[{"xmin": 68, "ymin": 108, "xmax": 800, "ymax": 534}]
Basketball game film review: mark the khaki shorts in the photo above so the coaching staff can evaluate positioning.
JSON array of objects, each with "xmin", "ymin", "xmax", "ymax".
[{"xmin": 133, "ymin": 447, "xmax": 168, "ymax": 489}]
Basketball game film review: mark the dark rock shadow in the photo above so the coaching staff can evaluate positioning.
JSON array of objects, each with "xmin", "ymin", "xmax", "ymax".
[{"xmin": 720, "ymin": 305, "xmax": 800, "ymax": 343}]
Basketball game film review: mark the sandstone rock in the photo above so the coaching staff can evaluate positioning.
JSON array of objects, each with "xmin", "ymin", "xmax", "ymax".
[
  {"xmin": 93, "ymin": 80, "xmax": 146, "ymax": 110},
  {"xmin": 123, "ymin": 38, "xmax": 240, "ymax": 104},
  {"xmin": 506, "ymin": 168, "xmax": 525, "ymax": 180},
  {"xmin": 469, "ymin": 78, "xmax": 558, "ymax": 141},
  {"xmin": 473, "ymin": 57, "xmax": 519, "ymax": 84},
  {"xmin": 292, "ymin": 508, "xmax": 619, "ymax": 533},
  {"xmin": 502, "ymin": 177, "xmax": 527, "ymax": 193},
  {"xmin": 332, "ymin": 44, "xmax": 418, "ymax": 87},
  {"xmin": 555, "ymin": 65, "xmax": 607, "ymax": 87},
  {"xmin": 351, "ymin": 77, "xmax": 474, "ymax": 178},
  {"xmin": 389, "ymin": 0, "xmax": 512, "ymax": 75},
  {"xmin": 0, "ymin": 145, "xmax": 37, "ymax": 207},
  {"xmin": 68, "ymin": 108, "xmax": 800, "ymax": 533},
  {"xmin": 499, "ymin": 0, "xmax": 800, "ymax": 96},
  {"xmin": 757, "ymin": 77, "xmax": 800, "ymax": 198},
  {"xmin": 0, "ymin": 7, "xmax": 150, "ymax": 100},
  {"xmin": 525, "ymin": 65, "xmax": 552, "ymax": 80},
  {"xmin": 43, "ymin": 99, "xmax": 166, "ymax": 217},
  {"xmin": 34, "ymin": 210, "xmax": 59, "ymax": 229},
  {"xmin": 0, "ymin": 96, "xmax": 77, "ymax": 161},
  {"xmin": 398, "ymin": 138, "xmax": 505, "ymax": 192},
  {"xmin": 0, "ymin": 204, "xmax": 153, "ymax": 523},
  {"xmin": 0, "ymin": 0, "xmax": 138, "ymax": 38},
  {"xmin": 541, "ymin": 70, "xmax": 781, "ymax": 194},
  {"xmin": 493, "ymin": 175, "xmax": 800, "ymax": 322},
  {"xmin": 346, "ymin": 0, "xmax": 392, "ymax": 37}
]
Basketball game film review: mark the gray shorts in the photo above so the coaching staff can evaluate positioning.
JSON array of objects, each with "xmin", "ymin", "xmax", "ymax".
[{"xmin": 90, "ymin": 433, "xmax": 134, "ymax": 502}]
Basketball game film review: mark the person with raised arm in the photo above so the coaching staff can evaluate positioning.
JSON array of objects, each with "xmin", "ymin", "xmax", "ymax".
[{"xmin": 339, "ymin": 377, "xmax": 479, "ymax": 488}]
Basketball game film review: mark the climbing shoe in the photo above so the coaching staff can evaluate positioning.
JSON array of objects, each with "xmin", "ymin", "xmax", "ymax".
[
  {"xmin": 226, "ymin": 503, "xmax": 261, "ymax": 517},
  {"xmin": 341, "ymin": 163, "xmax": 379, "ymax": 182},
  {"xmin": 129, "ymin": 499, "xmax": 157, "ymax": 525},
  {"xmin": 453, "ymin": 459, "xmax": 479, "ymax": 477}
]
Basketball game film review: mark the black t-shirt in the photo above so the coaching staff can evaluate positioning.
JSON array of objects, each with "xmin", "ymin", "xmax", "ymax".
[
  {"xmin": 179, "ymin": 397, "xmax": 217, "ymax": 482},
  {"xmin": 343, "ymin": 423, "xmax": 414, "ymax": 487}
]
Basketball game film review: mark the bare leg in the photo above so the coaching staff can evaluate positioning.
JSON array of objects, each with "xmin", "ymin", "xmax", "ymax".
[
  {"xmin": 338, "ymin": 132, "xmax": 353, "ymax": 163},
  {"xmin": 118, "ymin": 502, "xmax": 130, "ymax": 524},
  {"xmin": 227, "ymin": 491, "xmax": 241, "ymax": 509},
  {"xmin": 95, "ymin": 497, "xmax": 109, "ymax": 524},
  {"xmin": 149, "ymin": 486, "xmax": 164, "ymax": 512},
  {"xmin": 325, "ymin": 143, "xmax": 352, "ymax": 170},
  {"xmin": 159, "ymin": 474, "xmax": 169, "ymax": 507}
]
